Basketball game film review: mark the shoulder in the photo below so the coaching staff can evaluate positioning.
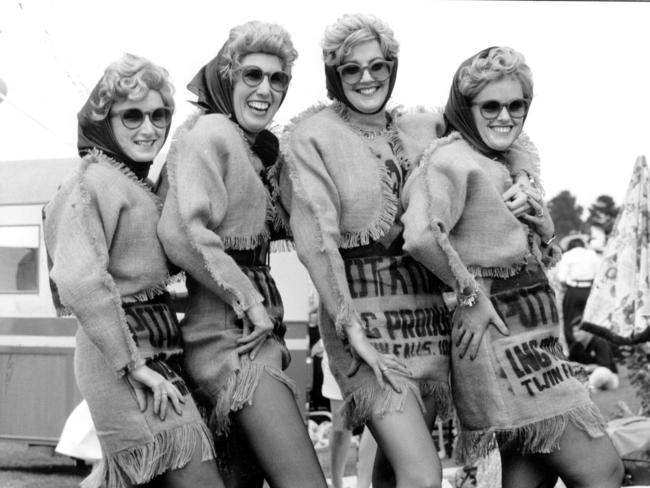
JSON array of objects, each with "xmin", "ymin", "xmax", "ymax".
[
  {"xmin": 175, "ymin": 112, "xmax": 240, "ymax": 145},
  {"xmin": 285, "ymin": 103, "xmax": 349, "ymax": 143},
  {"xmin": 422, "ymin": 132, "xmax": 473, "ymax": 165},
  {"xmin": 395, "ymin": 107, "xmax": 445, "ymax": 140}
]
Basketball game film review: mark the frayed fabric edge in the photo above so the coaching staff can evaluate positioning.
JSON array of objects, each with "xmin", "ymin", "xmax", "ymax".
[
  {"xmin": 454, "ymin": 402, "xmax": 607, "ymax": 465},
  {"xmin": 421, "ymin": 380, "xmax": 454, "ymax": 422},
  {"xmin": 80, "ymin": 422, "xmax": 215, "ymax": 488},
  {"xmin": 208, "ymin": 360, "xmax": 298, "ymax": 437}
]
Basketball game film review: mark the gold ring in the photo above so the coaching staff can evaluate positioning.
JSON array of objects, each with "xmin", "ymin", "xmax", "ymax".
[
  {"xmin": 380, "ymin": 366, "xmax": 388, "ymax": 372},
  {"xmin": 537, "ymin": 211, "xmax": 544, "ymax": 217}
]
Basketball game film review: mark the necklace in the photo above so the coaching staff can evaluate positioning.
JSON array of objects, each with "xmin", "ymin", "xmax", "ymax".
[{"xmin": 348, "ymin": 124, "xmax": 388, "ymax": 141}]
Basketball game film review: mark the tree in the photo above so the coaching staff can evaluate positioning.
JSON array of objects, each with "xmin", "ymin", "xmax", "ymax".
[{"xmin": 547, "ymin": 190, "xmax": 584, "ymax": 239}]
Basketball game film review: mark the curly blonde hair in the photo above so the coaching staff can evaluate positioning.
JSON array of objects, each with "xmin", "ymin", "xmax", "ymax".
[
  {"xmin": 458, "ymin": 47, "xmax": 533, "ymax": 100},
  {"xmin": 218, "ymin": 21, "xmax": 298, "ymax": 81},
  {"xmin": 88, "ymin": 53, "xmax": 174, "ymax": 121},
  {"xmin": 321, "ymin": 13, "xmax": 399, "ymax": 66}
]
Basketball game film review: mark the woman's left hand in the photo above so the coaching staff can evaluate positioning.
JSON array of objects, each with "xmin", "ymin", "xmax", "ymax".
[
  {"xmin": 237, "ymin": 303, "xmax": 274, "ymax": 360},
  {"xmin": 503, "ymin": 173, "xmax": 533, "ymax": 217},
  {"xmin": 520, "ymin": 188, "xmax": 555, "ymax": 242}
]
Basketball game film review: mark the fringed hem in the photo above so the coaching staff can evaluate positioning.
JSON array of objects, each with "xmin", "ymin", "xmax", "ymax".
[
  {"xmin": 421, "ymin": 380, "xmax": 454, "ymax": 422},
  {"xmin": 454, "ymin": 402, "xmax": 607, "ymax": 464},
  {"xmin": 270, "ymin": 239, "xmax": 295, "ymax": 253},
  {"xmin": 80, "ymin": 422, "xmax": 215, "ymax": 488},
  {"xmin": 121, "ymin": 285, "xmax": 167, "ymax": 303},
  {"xmin": 467, "ymin": 261, "xmax": 527, "ymax": 280},
  {"xmin": 208, "ymin": 360, "xmax": 298, "ymax": 436},
  {"xmin": 222, "ymin": 232, "xmax": 270, "ymax": 251},
  {"xmin": 340, "ymin": 378, "xmax": 423, "ymax": 430}
]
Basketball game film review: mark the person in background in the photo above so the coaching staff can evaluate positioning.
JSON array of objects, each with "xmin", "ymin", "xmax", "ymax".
[
  {"xmin": 44, "ymin": 53, "xmax": 223, "ymax": 488},
  {"xmin": 157, "ymin": 21, "xmax": 327, "ymax": 488},
  {"xmin": 557, "ymin": 236, "xmax": 602, "ymax": 346},
  {"xmin": 401, "ymin": 46, "xmax": 623, "ymax": 488},
  {"xmin": 569, "ymin": 317, "xmax": 619, "ymax": 391}
]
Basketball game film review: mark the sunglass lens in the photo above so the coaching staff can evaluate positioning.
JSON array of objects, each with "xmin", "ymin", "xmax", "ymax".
[
  {"xmin": 369, "ymin": 61, "xmax": 391, "ymax": 81},
  {"xmin": 151, "ymin": 108, "xmax": 172, "ymax": 128},
  {"xmin": 242, "ymin": 67, "xmax": 264, "ymax": 87},
  {"xmin": 269, "ymin": 71, "xmax": 290, "ymax": 91},
  {"xmin": 479, "ymin": 101, "xmax": 501, "ymax": 120},
  {"xmin": 340, "ymin": 64, "xmax": 362, "ymax": 84},
  {"xmin": 509, "ymin": 99, "xmax": 528, "ymax": 118},
  {"xmin": 121, "ymin": 109, "xmax": 144, "ymax": 129}
]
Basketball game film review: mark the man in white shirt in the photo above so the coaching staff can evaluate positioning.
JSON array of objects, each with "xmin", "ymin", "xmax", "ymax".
[{"xmin": 557, "ymin": 237, "xmax": 602, "ymax": 346}]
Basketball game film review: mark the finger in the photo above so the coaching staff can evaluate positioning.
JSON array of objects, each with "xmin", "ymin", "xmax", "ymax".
[
  {"xmin": 153, "ymin": 389, "xmax": 162, "ymax": 416},
  {"xmin": 236, "ymin": 335, "xmax": 265, "ymax": 356},
  {"xmin": 134, "ymin": 385, "xmax": 147, "ymax": 412},
  {"xmin": 168, "ymin": 385, "xmax": 184, "ymax": 415},
  {"xmin": 346, "ymin": 356, "xmax": 362, "ymax": 377},
  {"xmin": 491, "ymin": 316, "xmax": 509, "ymax": 336},
  {"xmin": 455, "ymin": 327, "xmax": 467, "ymax": 348},
  {"xmin": 372, "ymin": 365, "xmax": 386, "ymax": 389},
  {"xmin": 458, "ymin": 331, "xmax": 472, "ymax": 359},
  {"xmin": 383, "ymin": 355, "xmax": 412, "ymax": 376},
  {"xmin": 236, "ymin": 327, "xmax": 270, "ymax": 345},
  {"xmin": 160, "ymin": 391, "xmax": 169, "ymax": 421},
  {"xmin": 249, "ymin": 335, "xmax": 267, "ymax": 360},
  {"xmin": 383, "ymin": 371, "xmax": 402, "ymax": 394}
]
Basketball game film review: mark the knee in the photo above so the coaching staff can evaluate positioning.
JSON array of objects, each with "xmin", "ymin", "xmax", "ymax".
[{"xmin": 397, "ymin": 471, "xmax": 441, "ymax": 488}]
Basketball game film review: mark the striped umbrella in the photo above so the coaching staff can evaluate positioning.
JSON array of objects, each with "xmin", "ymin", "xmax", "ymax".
[{"xmin": 582, "ymin": 155, "xmax": 650, "ymax": 344}]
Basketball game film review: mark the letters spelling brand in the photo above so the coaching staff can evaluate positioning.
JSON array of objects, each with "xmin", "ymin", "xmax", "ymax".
[{"xmin": 503, "ymin": 336, "xmax": 575, "ymax": 396}]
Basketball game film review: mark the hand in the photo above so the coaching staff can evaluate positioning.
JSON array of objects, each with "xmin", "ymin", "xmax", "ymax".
[
  {"xmin": 519, "ymin": 188, "xmax": 555, "ymax": 242},
  {"xmin": 237, "ymin": 303, "xmax": 274, "ymax": 360},
  {"xmin": 503, "ymin": 174, "xmax": 532, "ymax": 217},
  {"xmin": 345, "ymin": 324, "xmax": 412, "ymax": 393},
  {"xmin": 127, "ymin": 364, "xmax": 185, "ymax": 421},
  {"xmin": 453, "ymin": 289, "xmax": 509, "ymax": 360}
]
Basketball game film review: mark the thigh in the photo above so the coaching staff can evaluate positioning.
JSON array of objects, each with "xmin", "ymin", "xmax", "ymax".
[
  {"xmin": 541, "ymin": 423, "xmax": 623, "ymax": 488},
  {"xmin": 234, "ymin": 372, "xmax": 327, "ymax": 488},
  {"xmin": 500, "ymin": 449, "xmax": 557, "ymax": 488},
  {"xmin": 158, "ymin": 437, "xmax": 225, "ymax": 488},
  {"xmin": 368, "ymin": 390, "xmax": 441, "ymax": 488}
]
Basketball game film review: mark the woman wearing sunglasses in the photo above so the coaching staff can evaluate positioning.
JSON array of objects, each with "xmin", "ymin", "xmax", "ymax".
[
  {"xmin": 281, "ymin": 14, "xmax": 452, "ymax": 488},
  {"xmin": 401, "ymin": 46, "xmax": 623, "ymax": 488},
  {"xmin": 157, "ymin": 21, "xmax": 327, "ymax": 488},
  {"xmin": 44, "ymin": 53, "xmax": 224, "ymax": 488}
]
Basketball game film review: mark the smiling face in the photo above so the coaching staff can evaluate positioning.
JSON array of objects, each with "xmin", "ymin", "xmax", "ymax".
[
  {"xmin": 471, "ymin": 76, "xmax": 525, "ymax": 152},
  {"xmin": 341, "ymin": 40, "xmax": 390, "ymax": 114},
  {"xmin": 110, "ymin": 90, "xmax": 166, "ymax": 162},
  {"xmin": 232, "ymin": 53, "xmax": 284, "ymax": 136}
]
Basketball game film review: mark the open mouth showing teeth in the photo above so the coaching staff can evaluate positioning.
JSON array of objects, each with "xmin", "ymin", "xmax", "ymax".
[
  {"xmin": 135, "ymin": 140, "xmax": 156, "ymax": 146},
  {"xmin": 490, "ymin": 126, "xmax": 512, "ymax": 134},
  {"xmin": 357, "ymin": 87, "xmax": 378, "ymax": 96},
  {"xmin": 248, "ymin": 101, "xmax": 270, "ymax": 112}
]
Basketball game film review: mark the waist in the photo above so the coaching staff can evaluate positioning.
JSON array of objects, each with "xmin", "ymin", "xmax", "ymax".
[{"xmin": 226, "ymin": 244, "xmax": 269, "ymax": 266}]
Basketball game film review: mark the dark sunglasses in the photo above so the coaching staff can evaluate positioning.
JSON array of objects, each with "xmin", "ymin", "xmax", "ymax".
[
  {"xmin": 472, "ymin": 99, "xmax": 530, "ymax": 120},
  {"xmin": 111, "ymin": 107, "xmax": 173, "ymax": 129},
  {"xmin": 238, "ymin": 65, "xmax": 291, "ymax": 92},
  {"xmin": 336, "ymin": 59, "xmax": 394, "ymax": 85}
]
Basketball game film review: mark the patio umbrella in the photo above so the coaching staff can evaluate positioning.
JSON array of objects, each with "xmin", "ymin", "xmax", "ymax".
[{"xmin": 581, "ymin": 155, "xmax": 650, "ymax": 344}]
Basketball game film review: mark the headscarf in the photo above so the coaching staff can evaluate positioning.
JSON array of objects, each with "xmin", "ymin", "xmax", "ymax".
[
  {"xmin": 77, "ymin": 81, "xmax": 171, "ymax": 181},
  {"xmin": 187, "ymin": 42, "xmax": 285, "ymax": 167},
  {"xmin": 325, "ymin": 57, "xmax": 398, "ymax": 115},
  {"xmin": 443, "ymin": 47, "xmax": 506, "ymax": 161}
]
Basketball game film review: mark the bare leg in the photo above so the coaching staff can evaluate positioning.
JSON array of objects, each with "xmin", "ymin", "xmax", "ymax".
[
  {"xmin": 371, "ymin": 393, "xmax": 439, "ymax": 488},
  {"xmin": 541, "ymin": 423, "xmax": 623, "ymax": 488},
  {"xmin": 233, "ymin": 372, "xmax": 328, "ymax": 488},
  {"xmin": 356, "ymin": 428, "xmax": 378, "ymax": 488},
  {"xmin": 156, "ymin": 436, "xmax": 225, "ymax": 488},
  {"xmin": 368, "ymin": 391, "xmax": 442, "ymax": 488},
  {"xmin": 500, "ymin": 449, "xmax": 557, "ymax": 488},
  {"xmin": 219, "ymin": 421, "xmax": 265, "ymax": 488},
  {"xmin": 329, "ymin": 399, "xmax": 353, "ymax": 488}
]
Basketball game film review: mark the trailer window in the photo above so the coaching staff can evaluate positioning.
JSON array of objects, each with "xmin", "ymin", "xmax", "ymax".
[{"xmin": 0, "ymin": 225, "xmax": 39, "ymax": 293}]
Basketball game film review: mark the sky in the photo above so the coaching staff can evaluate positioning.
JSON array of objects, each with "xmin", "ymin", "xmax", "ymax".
[{"xmin": 1, "ymin": 0, "xmax": 649, "ymax": 210}]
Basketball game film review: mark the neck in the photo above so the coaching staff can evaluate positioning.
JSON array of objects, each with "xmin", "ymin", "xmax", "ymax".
[{"xmin": 346, "ymin": 109, "xmax": 388, "ymax": 130}]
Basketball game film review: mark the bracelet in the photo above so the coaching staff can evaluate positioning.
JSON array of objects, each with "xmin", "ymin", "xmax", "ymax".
[
  {"xmin": 457, "ymin": 282, "xmax": 479, "ymax": 308},
  {"xmin": 542, "ymin": 234, "xmax": 556, "ymax": 248}
]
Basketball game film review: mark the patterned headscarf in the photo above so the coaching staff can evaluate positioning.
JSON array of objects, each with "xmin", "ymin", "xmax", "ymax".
[{"xmin": 77, "ymin": 80, "xmax": 171, "ymax": 181}]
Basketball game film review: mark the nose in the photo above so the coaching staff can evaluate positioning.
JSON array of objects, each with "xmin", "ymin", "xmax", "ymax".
[
  {"xmin": 139, "ymin": 115, "xmax": 156, "ymax": 133},
  {"xmin": 496, "ymin": 105, "xmax": 512, "ymax": 121},
  {"xmin": 359, "ymin": 67, "xmax": 374, "ymax": 83},
  {"xmin": 255, "ymin": 75, "xmax": 272, "ymax": 96}
]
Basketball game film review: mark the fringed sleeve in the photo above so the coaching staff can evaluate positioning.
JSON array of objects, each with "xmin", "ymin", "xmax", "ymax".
[
  {"xmin": 158, "ymin": 116, "xmax": 264, "ymax": 317},
  {"xmin": 401, "ymin": 147, "xmax": 478, "ymax": 298},
  {"xmin": 281, "ymin": 122, "xmax": 361, "ymax": 337},
  {"xmin": 508, "ymin": 131, "xmax": 541, "ymax": 183},
  {"xmin": 44, "ymin": 168, "xmax": 140, "ymax": 376}
]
